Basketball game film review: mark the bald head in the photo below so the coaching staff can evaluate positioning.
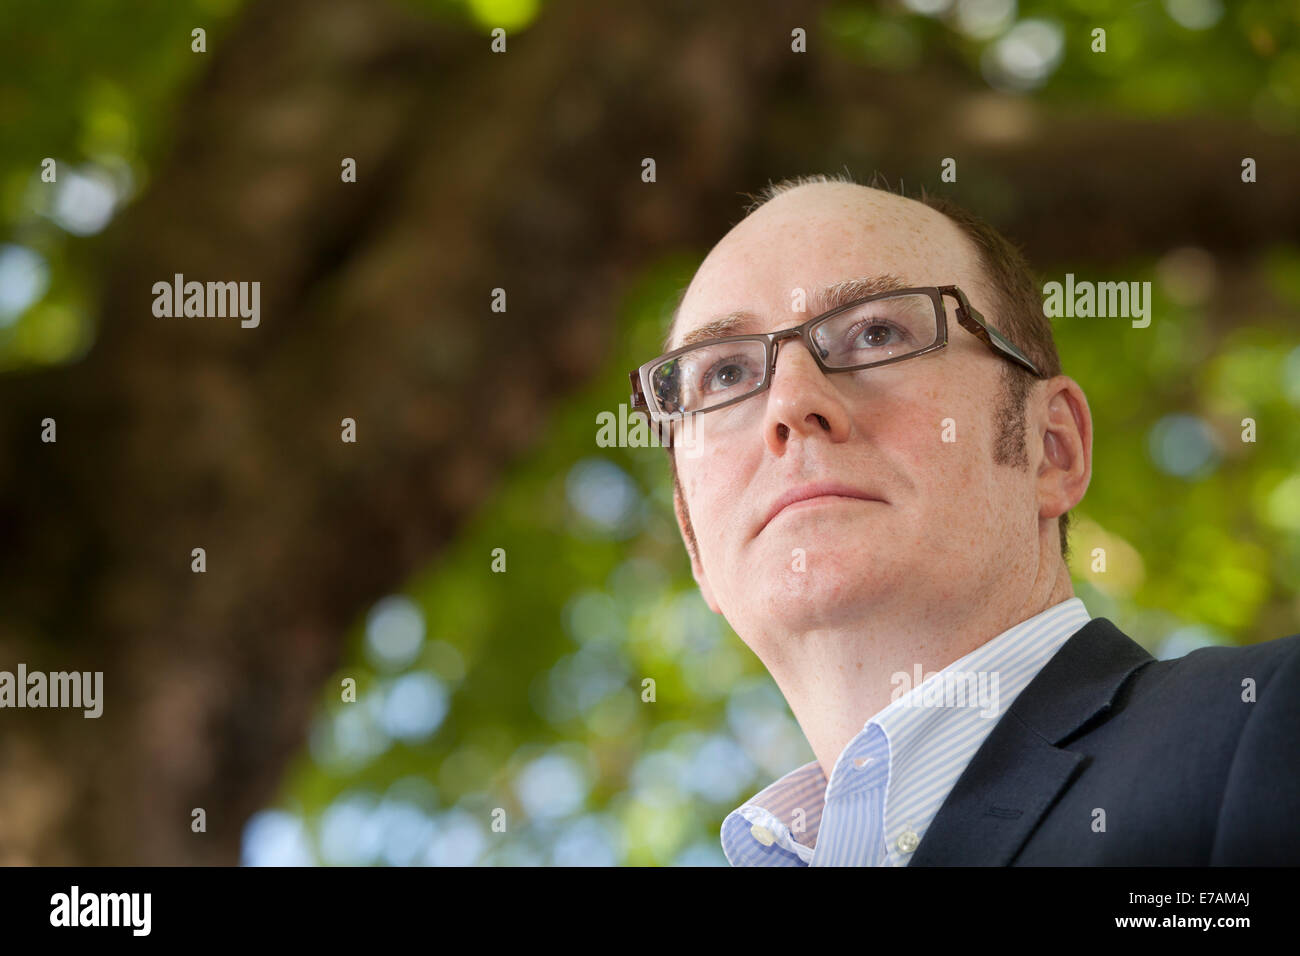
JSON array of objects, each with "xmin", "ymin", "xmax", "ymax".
[{"xmin": 667, "ymin": 182, "xmax": 995, "ymax": 355}]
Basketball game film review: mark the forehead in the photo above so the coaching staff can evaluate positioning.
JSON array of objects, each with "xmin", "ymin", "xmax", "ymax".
[{"xmin": 669, "ymin": 184, "xmax": 980, "ymax": 351}]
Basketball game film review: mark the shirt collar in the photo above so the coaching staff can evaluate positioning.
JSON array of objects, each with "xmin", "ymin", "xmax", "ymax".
[{"xmin": 721, "ymin": 597, "xmax": 1092, "ymax": 862}]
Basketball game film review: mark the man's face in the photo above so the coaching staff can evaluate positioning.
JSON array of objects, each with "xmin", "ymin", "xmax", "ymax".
[{"xmin": 670, "ymin": 184, "xmax": 1044, "ymax": 639}]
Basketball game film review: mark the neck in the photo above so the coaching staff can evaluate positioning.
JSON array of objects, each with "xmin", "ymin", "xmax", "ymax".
[{"xmin": 748, "ymin": 560, "xmax": 1074, "ymax": 781}]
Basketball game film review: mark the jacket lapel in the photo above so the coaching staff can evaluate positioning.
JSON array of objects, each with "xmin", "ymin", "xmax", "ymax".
[{"xmin": 909, "ymin": 617, "xmax": 1154, "ymax": 866}]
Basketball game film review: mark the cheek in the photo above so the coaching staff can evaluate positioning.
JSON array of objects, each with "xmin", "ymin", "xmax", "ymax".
[
  {"xmin": 874, "ymin": 388, "xmax": 998, "ymax": 520},
  {"xmin": 680, "ymin": 445, "xmax": 749, "ymax": 562}
]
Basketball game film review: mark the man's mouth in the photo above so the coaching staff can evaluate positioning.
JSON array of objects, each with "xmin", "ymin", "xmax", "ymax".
[{"xmin": 760, "ymin": 482, "xmax": 885, "ymax": 533}]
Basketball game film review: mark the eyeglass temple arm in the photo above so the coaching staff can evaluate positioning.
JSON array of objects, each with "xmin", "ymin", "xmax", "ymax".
[{"xmin": 939, "ymin": 286, "xmax": 1043, "ymax": 378}]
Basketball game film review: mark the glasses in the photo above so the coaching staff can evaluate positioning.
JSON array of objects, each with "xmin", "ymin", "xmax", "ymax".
[{"xmin": 630, "ymin": 285, "xmax": 1043, "ymax": 443}]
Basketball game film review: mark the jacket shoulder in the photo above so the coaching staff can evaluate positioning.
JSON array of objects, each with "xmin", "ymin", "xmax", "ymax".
[
  {"xmin": 1150, "ymin": 631, "xmax": 1300, "ymax": 691},
  {"xmin": 1084, "ymin": 627, "xmax": 1300, "ymax": 739}
]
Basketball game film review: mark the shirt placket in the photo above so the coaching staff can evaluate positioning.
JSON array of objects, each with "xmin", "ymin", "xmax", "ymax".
[{"xmin": 811, "ymin": 725, "xmax": 890, "ymax": 866}]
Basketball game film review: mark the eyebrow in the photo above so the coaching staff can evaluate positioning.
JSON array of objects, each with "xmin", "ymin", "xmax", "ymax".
[{"xmin": 673, "ymin": 273, "xmax": 911, "ymax": 350}]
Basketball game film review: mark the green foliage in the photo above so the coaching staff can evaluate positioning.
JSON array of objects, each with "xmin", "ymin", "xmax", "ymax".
[
  {"xmin": 0, "ymin": 0, "xmax": 249, "ymax": 369},
  {"xmin": 1051, "ymin": 250, "xmax": 1300, "ymax": 642},
  {"xmin": 827, "ymin": 0, "xmax": 1299, "ymax": 125}
]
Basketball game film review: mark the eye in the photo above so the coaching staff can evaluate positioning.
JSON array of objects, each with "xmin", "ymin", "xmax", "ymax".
[
  {"xmin": 701, "ymin": 356, "xmax": 758, "ymax": 393},
  {"xmin": 852, "ymin": 320, "xmax": 907, "ymax": 349}
]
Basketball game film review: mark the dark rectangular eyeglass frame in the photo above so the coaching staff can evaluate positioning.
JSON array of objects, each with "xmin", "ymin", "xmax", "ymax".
[{"xmin": 629, "ymin": 285, "xmax": 1044, "ymax": 433}]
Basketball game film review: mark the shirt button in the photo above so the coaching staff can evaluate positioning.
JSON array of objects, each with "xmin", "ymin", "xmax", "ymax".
[
  {"xmin": 750, "ymin": 824, "xmax": 776, "ymax": 847},
  {"xmin": 853, "ymin": 756, "xmax": 874, "ymax": 769},
  {"xmin": 896, "ymin": 829, "xmax": 920, "ymax": 853}
]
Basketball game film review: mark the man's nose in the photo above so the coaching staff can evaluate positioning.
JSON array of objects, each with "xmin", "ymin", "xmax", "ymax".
[{"xmin": 761, "ymin": 335, "xmax": 852, "ymax": 452}]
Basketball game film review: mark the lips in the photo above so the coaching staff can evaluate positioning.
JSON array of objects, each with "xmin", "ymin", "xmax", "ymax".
[{"xmin": 761, "ymin": 482, "xmax": 884, "ymax": 532}]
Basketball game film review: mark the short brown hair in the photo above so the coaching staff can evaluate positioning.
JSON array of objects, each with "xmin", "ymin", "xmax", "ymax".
[{"xmin": 665, "ymin": 173, "xmax": 1071, "ymax": 565}]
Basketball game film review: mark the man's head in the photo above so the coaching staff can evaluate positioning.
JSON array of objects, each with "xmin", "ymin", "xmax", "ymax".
[{"xmin": 660, "ymin": 174, "xmax": 1091, "ymax": 635}]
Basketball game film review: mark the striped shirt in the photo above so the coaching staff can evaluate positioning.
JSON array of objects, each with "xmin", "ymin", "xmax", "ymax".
[{"xmin": 720, "ymin": 597, "xmax": 1092, "ymax": 866}]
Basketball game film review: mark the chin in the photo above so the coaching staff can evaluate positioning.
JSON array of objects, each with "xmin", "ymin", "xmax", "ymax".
[
  {"xmin": 748, "ymin": 562, "xmax": 887, "ymax": 614},
  {"xmin": 753, "ymin": 530, "xmax": 890, "ymax": 572}
]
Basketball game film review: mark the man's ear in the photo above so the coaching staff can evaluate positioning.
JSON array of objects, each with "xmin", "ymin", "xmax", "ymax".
[
  {"xmin": 1036, "ymin": 375, "xmax": 1092, "ymax": 521},
  {"xmin": 671, "ymin": 462, "xmax": 722, "ymax": 614}
]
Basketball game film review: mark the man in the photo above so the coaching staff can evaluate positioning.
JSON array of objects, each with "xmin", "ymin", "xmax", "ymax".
[{"xmin": 628, "ymin": 173, "xmax": 1300, "ymax": 866}]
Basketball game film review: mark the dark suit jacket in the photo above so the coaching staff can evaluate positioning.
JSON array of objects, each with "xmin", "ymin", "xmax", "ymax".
[{"xmin": 910, "ymin": 617, "xmax": 1300, "ymax": 865}]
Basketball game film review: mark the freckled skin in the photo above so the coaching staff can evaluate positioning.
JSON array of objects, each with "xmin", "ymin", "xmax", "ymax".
[{"xmin": 669, "ymin": 183, "xmax": 1093, "ymax": 779}]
